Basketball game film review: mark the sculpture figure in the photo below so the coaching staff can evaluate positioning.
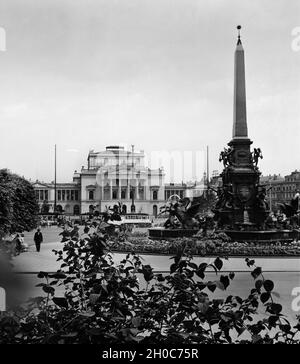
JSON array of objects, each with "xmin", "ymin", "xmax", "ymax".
[
  {"xmin": 256, "ymin": 186, "xmax": 269, "ymax": 211},
  {"xmin": 277, "ymin": 193, "xmax": 299, "ymax": 218},
  {"xmin": 252, "ymin": 148, "xmax": 263, "ymax": 167},
  {"xmin": 219, "ymin": 147, "xmax": 234, "ymax": 168},
  {"xmin": 161, "ymin": 196, "xmax": 202, "ymax": 229}
]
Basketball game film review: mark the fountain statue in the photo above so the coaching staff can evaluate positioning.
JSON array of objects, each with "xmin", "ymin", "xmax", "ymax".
[
  {"xmin": 149, "ymin": 26, "xmax": 300, "ymax": 242},
  {"xmin": 212, "ymin": 26, "xmax": 299, "ymax": 242}
]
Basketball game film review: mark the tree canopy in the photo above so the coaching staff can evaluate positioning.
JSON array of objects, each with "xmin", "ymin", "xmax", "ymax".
[{"xmin": 0, "ymin": 169, "xmax": 39, "ymax": 238}]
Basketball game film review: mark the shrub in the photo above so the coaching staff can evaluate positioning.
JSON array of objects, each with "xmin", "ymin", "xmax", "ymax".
[
  {"xmin": 109, "ymin": 236, "xmax": 300, "ymax": 257},
  {"xmin": 0, "ymin": 169, "xmax": 39, "ymax": 238}
]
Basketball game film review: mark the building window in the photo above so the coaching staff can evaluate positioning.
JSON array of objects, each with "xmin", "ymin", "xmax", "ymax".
[
  {"xmin": 75, "ymin": 190, "xmax": 79, "ymax": 201},
  {"xmin": 153, "ymin": 205, "xmax": 158, "ymax": 217},
  {"xmin": 131, "ymin": 205, "xmax": 136, "ymax": 212},
  {"xmin": 56, "ymin": 205, "xmax": 63, "ymax": 213},
  {"xmin": 62, "ymin": 190, "xmax": 65, "ymax": 201},
  {"xmin": 121, "ymin": 190, "xmax": 126, "ymax": 199},
  {"xmin": 66, "ymin": 190, "xmax": 70, "ymax": 200},
  {"xmin": 112, "ymin": 190, "xmax": 117, "ymax": 199},
  {"xmin": 89, "ymin": 190, "xmax": 94, "ymax": 200},
  {"xmin": 73, "ymin": 205, "xmax": 80, "ymax": 215},
  {"xmin": 71, "ymin": 190, "xmax": 75, "ymax": 200},
  {"xmin": 139, "ymin": 188, "xmax": 144, "ymax": 200},
  {"xmin": 153, "ymin": 190, "xmax": 158, "ymax": 200},
  {"xmin": 58, "ymin": 190, "xmax": 61, "ymax": 201}
]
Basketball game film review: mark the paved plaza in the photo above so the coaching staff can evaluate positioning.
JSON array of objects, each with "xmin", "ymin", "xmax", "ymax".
[{"xmin": 11, "ymin": 227, "xmax": 300, "ymax": 323}]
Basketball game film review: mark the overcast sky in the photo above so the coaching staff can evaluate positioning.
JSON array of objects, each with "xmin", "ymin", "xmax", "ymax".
[{"xmin": 0, "ymin": 0, "xmax": 299, "ymax": 183}]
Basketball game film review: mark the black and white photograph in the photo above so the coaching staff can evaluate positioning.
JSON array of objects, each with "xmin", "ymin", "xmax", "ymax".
[{"xmin": 0, "ymin": 0, "xmax": 300, "ymax": 354}]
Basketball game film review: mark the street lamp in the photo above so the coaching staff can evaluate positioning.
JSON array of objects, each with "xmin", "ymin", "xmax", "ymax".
[
  {"xmin": 54, "ymin": 144, "xmax": 57, "ymax": 215},
  {"xmin": 131, "ymin": 145, "xmax": 135, "ymax": 212}
]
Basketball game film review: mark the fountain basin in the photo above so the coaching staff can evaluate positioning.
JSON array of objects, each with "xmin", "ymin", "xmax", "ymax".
[
  {"xmin": 148, "ymin": 227, "xmax": 198, "ymax": 239},
  {"xmin": 218, "ymin": 229, "xmax": 300, "ymax": 243},
  {"xmin": 148, "ymin": 227, "xmax": 300, "ymax": 242}
]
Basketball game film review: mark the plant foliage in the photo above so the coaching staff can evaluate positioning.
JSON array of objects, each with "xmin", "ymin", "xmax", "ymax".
[
  {"xmin": 0, "ymin": 225, "xmax": 300, "ymax": 344},
  {"xmin": 0, "ymin": 169, "xmax": 39, "ymax": 238}
]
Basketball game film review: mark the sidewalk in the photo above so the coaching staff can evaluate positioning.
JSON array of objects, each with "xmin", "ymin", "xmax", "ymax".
[
  {"xmin": 12, "ymin": 240, "xmax": 300, "ymax": 273},
  {"xmin": 12, "ymin": 242, "xmax": 62, "ymax": 272}
]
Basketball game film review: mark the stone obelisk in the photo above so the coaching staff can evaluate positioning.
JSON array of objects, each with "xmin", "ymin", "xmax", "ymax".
[
  {"xmin": 233, "ymin": 26, "xmax": 248, "ymax": 139},
  {"xmin": 228, "ymin": 25, "xmax": 252, "ymax": 164},
  {"xmin": 215, "ymin": 26, "xmax": 266, "ymax": 229}
]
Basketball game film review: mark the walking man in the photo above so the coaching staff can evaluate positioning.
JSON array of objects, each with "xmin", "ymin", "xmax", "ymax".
[{"xmin": 34, "ymin": 228, "xmax": 43, "ymax": 252}]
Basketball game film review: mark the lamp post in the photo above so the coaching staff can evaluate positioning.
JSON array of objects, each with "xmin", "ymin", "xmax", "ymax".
[
  {"xmin": 131, "ymin": 145, "xmax": 135, "ymax": 212},
  {"xmin": 54, "ymin": 144, "xmax": 57, "ymax": 215},
  {"xmin": 269, "ymin": 178, "xmax": 272, "ymax": 212}
]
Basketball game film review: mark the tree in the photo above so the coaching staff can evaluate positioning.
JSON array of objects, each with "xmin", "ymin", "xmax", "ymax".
[
  {"xmin": 41, "ymin": 200, "xmax": 50, "ymax": 214},
  {"xmin": 0, "ymin": 169, "xmax": 39, "ymax": 238}
]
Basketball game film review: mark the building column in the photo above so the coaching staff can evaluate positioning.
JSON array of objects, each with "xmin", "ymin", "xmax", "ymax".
[
  {"xmin": 127, "ymin": 185, "xmax": 130, "ymax": 200},
  {"xmin": 109, "ymin": 179, "xmax": 113, "ymax": 200},
  {"xmin": 126, "ymin": 185, "xmax": 130, "ymax": 200}
]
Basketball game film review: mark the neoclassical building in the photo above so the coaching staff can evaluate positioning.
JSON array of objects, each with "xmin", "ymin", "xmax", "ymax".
[
  {"xmin": 33, "ymin": 145, "xmax": 168, "ymax": 217},
  {"xmin": 33, "ymin": 181, "xmax": 81, "ymax": 215},
  {"xmin": 79, "ymin": 146, "xmax": 165, "ymax": 215}
]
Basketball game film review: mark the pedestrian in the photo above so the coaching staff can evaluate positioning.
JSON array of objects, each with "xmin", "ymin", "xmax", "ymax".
[
  {"xmin": 34, "ymin": 228, "xmax": 43, "ymax": 252},
  {"xmin": 13, "ymin": 233, "xmax": 22, "ymax": 255},
  {"xmin": 20, "ymin": 233, "xmax": 29, "ymax": 252}
]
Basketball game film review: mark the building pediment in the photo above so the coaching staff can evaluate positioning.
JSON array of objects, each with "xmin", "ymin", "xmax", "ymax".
[
  {"xmin": 32, "ymin": 182, "xmax": 49, "ymax": 188},
  {"xmin": 86, "ymin": 184, "xmax": 96, "ymax": 190}
]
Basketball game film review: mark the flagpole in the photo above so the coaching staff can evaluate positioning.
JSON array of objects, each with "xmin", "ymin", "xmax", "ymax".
[
  {"xmin": 54, "ymin": 144, "xmax": 57, "ymax": 214},
  {"xmin": 131, "ymin": 145, "xmax": 135, "ymax": 212},
  {"xmin": 206, "ymin": 145, "xmax": 210, "ymax": 192}
]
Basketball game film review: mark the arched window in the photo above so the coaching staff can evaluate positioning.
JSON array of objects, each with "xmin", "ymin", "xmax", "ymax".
[
  {"xmin": 153, "ymin": 190, "xmax": 158, "ymax": 200},
  {"xmin": 153, "ymin": 205, "xmax": 158, "ymax": 217},
  {"xmin": 121, "ymin": 190, "xmax": 126, "ymax": 199},
  {"xmin": 89, "ymin": 190, "xmax": 94, "ymax": 200},
  {"xmin": 73, "ymin": 205, "xmax": 80, "ymax": 215},
  {"xmin": 56, "ymin": 205, "xmax": 63, "ymax": 213},
  {"xmin": 112, "ymin": 190, "xmax": 117, "ymax": 199}
]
